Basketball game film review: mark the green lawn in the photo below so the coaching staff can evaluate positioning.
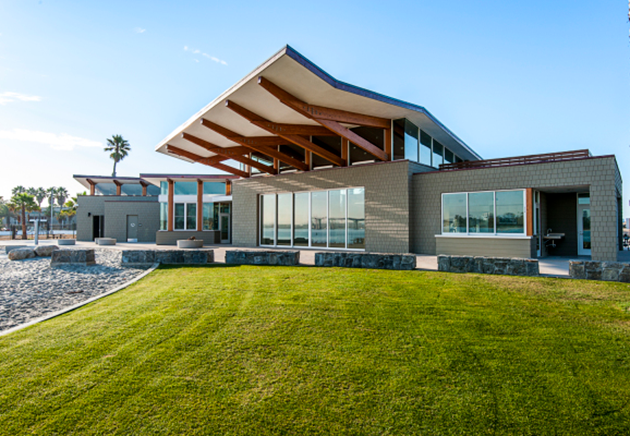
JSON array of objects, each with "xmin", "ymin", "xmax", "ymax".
[{"xmin": 1, "ymin": 266, "xmax": 630, "ymax": 435}]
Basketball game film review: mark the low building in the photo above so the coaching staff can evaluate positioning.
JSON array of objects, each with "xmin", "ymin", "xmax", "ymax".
[{"xmin": 76, "ymin": 46, "xmax": 623, "ymax": 261}]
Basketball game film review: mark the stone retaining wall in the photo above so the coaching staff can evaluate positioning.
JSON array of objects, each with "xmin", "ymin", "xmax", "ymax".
[
  {"xmin": 225, "ymin": 250, "xmax": 300, "ymax": 266},
  {"xmin": 569, "ymin": 261, "xmax": 630, "ymax": 282},
  {"xmin": 121, "ymin": 250, "xmax": 214, "ymax": 266},
  {"xmin": 438, "ymin": 255, "xmax": 539, "ymax": 276},
  {"xmin": 314, "ymin": 252, "xmax": 416, "ymax": 270},
  {"xmin": 51, "ymin": 249, "xmax": 96, "ymax": 267}
]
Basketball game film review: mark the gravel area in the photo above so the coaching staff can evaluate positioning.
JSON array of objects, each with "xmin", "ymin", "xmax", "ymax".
[{"xmin": 0, "ymin": 248, "xmax": 151, "ymax": 332}]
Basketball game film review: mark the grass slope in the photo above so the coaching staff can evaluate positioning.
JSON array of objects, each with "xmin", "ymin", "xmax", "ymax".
[{"xmin": 1, "ymin": 266, "xmax": 630, "ymax": 435}]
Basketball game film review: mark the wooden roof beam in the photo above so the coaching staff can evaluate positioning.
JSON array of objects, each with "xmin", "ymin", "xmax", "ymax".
[
  {"xmin": 225, "ymin": 100, "xmax": 345, "ymax": 167},
  {"xmin": 182, "ymin": 133, "xmax": 276, "ymax": 175},
  {"xmin": 200, "ymin": 119, "xmax": 309, "ymax": 172},
  {"xmin": 258, "ymin": 76, "xmax": 389, "ymax": 161},
  {"xmin": 166, "ymin": 145, "xmax": 249, "ymax": 178}
]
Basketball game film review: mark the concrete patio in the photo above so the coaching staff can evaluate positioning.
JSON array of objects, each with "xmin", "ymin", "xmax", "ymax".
[{"xmin": 5, "ymin": 239, "xmax": 629, "ymax": 277}]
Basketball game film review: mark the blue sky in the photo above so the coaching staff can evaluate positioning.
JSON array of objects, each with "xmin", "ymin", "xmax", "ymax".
[{"xmin": 1, "ymin": 0, "xmax": 628, "ymax": 213}]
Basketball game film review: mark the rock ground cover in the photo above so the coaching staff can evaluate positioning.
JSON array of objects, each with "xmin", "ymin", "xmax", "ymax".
[{"xmin": 0, "ymin": 249, "xmax": 149, "ymax": 331}]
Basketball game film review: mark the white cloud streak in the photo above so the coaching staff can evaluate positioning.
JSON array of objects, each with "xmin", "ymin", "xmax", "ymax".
[
  {"xmin": 134, "ymin": 27, "xmax": 146, "ymax": 33},
  {"xmin": 0, "ymin": 92, "xmax": 42, "ymax": 105},
  {"xmin": 0, "ymin": 129, "xmax": 101, "ymax": 151},
  {"xmin": 183, "ymin": 46, "xmax": 227, "ymax": 65}
]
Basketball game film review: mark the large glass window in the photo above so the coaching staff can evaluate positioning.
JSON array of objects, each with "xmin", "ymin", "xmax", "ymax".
[
  {"xmin": 120, "ymin": 184, "xmax": 143, "ymax": 196},
  {"xmin": 468, "ymin": 192, "xmax": 494, "ymax": 233},
  {"xmin": 159, "ymin": 203, "xmax": 168, "ymax": 231},
  {"xmin": 261, "ymin": 188, "xmax": 365, "ymax": 249},
  {"xmin": 444, "ymin": 148, "xmax": 454, "ymax": 165},
  {"xmin": 203, "ymin": 182, "xmax": 225, "ymax": 195},
  {"xmin": 441, "ymin": 190, "xmax": 525, "ymax": 236},
  {"xmin": 348, "ymin": 188, "xmax": 365, "ymax": 249},
  {"xmin": 186, "ymin": 203, "xmax": 197, "ymax": 230},
  {"xmin": 202, "ymin": 203, "xmax": 216, "ymax": 230},
  {"xmin": 160, "ymin": 181, "xmax": 168, "ymax": 196},
  {"xmin": 293, "ymin": 193, "xmax": 309, "ymax": 246},
  {"xmin": 277, "ymin": 193, "xmax": 292, "ymax": 246},
  {"xmin": 496, "ymin": 191, "xmax": 524, "ymax": 233},
  {"xmin": 329, "ymin": 190, "xmax": 346, "ymax": 248},
  {"xmin": 443, "ymin": 193, "xmax": 467, "ymax": 233},
  {"xmin": 174, "ymin": 182, "xmax": 197, "ymax": 196},
  {"xmin": 404, "ymin": 121, "xmax": 419, "ymax": 162},
  {"xmin": 261, "ymin": 195, "xmax": 275, "ymax": 245},
  {"xmin": 94, "ymin": 183, "xmax": 117, "ymax": 195},
  {"xmin": 174, "ymin": 203, "xmax": 185, "ymax": 230},
  {"xmin": 420, "ymin": 131, "xmax": 432, "ymax": 166},
  {"xmin": 433, "ymin": 140, "xmax": 444, "ymax": 168},
  {"xmin": 311, "ymin": 191, "xmax": 327, "ymax": 247}
]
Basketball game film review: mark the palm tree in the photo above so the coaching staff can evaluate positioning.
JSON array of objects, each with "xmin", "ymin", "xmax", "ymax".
[
  {"xmin": 104, "ymin": 135, "xmax": 131, "ymax": 177},
  {"xmin": 55, "ymin": 187, "xmax": 69, "ymax": 209},
  {"xmin": 12, "ymin": 186, "xmax": 26, "ymax": 196},
  {"xmin": 8, "ymin": 193, "xmax": 39, "ymax": 240},
  {"xmin": 31, "ymin": 187, "xmax": 47, "ymax": 210},
  {"xmin": 0, "ymin": 196, "xmax": 8, "ymax": 228}
]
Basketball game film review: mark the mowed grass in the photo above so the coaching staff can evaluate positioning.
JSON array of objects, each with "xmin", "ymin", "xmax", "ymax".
[{"xmin": 1, "ymin": 266, "xmax": 630, "ymax": 435}]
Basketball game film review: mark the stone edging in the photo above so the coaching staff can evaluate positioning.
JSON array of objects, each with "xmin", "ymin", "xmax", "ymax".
[
  {"xmin": 569, "ymin": 261, "xmax": 630, "ymax": 282},
  {"xmin": 438, "ymin": 255, "xmax": 539, "ymax": 276},
  {"xmin": 0, "ymin": 263, "xmax": 160, "ymax": 338}
]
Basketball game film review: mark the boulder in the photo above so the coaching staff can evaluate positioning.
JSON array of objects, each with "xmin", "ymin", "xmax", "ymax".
[
  {"xmin": 51, "ymin": 249, "xmax": 96, "ymax": 267},
  {"xmin": 8, "ymin": 248, "xmax": 36, "ymax": 261},
  {"xmin": 314, "ymin": 252, "xmax": 416, "ymax": 270},
  {"xmin": 34, "ymin": 245, "xmax": 59, "ymax": 257}
]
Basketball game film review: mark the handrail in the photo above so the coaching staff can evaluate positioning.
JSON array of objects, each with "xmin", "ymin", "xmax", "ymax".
[{"xmin": 439, "ymin": 149, "xmax": 591, "ymax": 171}]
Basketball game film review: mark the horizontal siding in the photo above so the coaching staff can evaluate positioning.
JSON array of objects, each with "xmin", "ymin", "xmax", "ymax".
[{"xmin": 436, "ymin": 237, "xmax": 534, "ymax": 258}]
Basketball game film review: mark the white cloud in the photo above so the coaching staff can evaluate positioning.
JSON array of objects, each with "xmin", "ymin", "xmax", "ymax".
[
  {"xmin": 0, "ymin": 129, "xmax": 101, "ymax": 151},
  {"xmin": 0, "ymin": 92, "xmax": 42, "ymax": 105},
  {"xmin": 184, "ymin": 46, "xmax": 227, "ymax": 66},
  {"xmin": 134, "ymin": 27, "xmax": 146, "ymax": 33},
  {"xmin": 193, "ymin": 59, "xmax": 199, "ymax": 63}
]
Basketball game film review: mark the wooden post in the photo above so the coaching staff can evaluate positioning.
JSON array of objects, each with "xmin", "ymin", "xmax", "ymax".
[
  {"xmin": 88, "ymin": 181, "xmax": 95, "ymax": 196},
  {"xmin": 226, "ymin": 180, "xmax": 232, "ymax": 196},
  {"xmin": 114, "ymin": 181, "xmax": 122, "ymax": 196},
  {"xmin": 526, "ymin": 188, "xmax": 533, "ymax": 236},
  {"xmin": 197, "ymin": 179, "xmax": 203, "ymax": 231},
  {"xmin": 167, "ymin": 179, "xmax": 174, "ymax": 231},
  {"xmin": 141, "ymin": 182, "xmax": 147, "ymax": 196},
  {"xmin": 385, "ymin": 125, "xmax": 392, "ymax": 160}
]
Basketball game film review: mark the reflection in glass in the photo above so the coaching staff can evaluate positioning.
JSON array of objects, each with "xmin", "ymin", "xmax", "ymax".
[
  {"xmin": 121, "ymin": 184, "xmax": 143, "ymax": 196},
  {"xmin": 174, "ymin": 182, "xmax": 197, "ymax": 195},
  {"xmin": 293, "ymin": 193, "xmax": 309, "ymax": 246},
  {"xmin": 578, "ymin": 193, "xmax": 590, "ymax": 205},
  {"xmin": 420, "ymin": 131, "xmax": 432, "ymax": 166},
  {"xmin": 393, "ymin": 119, "xmax": 405, "ymax": 161},
  {"xmin": 443, "ymin": 193, "xmax": 466, "ymax": 233},
  {"xmin": 203, "ymin": 182, "xmax": 225, "ymax": 195},
  {"xmin": 159, "ymin": 203, "xmax": 168, "ymax": 230},
  {"xmin": 444, "ymin": 148, "xmax": 454, "ymax": 164},
  {"xmin": 468, "ymin": 192, "xmax": 494, "ymax": 233},
  {"xmin": 186, "ymin": 203, "xmax": 196, "ymax": 230},
  {"xmin": 582, "ymin": 209, "xmax": 591, "ymax": 249},
  {"xmin": 277, "ymin": 193, "xmax": 292, "ymax": 246},
  {"xmin": 202, "ymin": 203, "xmax": 215, "ymax": 230},
  {"xmin": 329, "ymin": 190, "xmax": 346, "ymax": 248},
  {"xmin": 95, "ymin": 183, "xmax": 117, "ymax": 195},
  {"xmin": 261, "ymin": 195, "xmax": 275, "ymax": 245},
  {"xmin": 174, "ymin": 203, "xmax": 185, "ymax": 230},
  {"xmin": 311, "ymin": 191, "xmax": 327, "ymax": 247},
  {"xmin": 496, "ymin": 191, "xmax": 524, "ymax": 233},
  {"xmin": 348, "ymin": 188, "xmax": 365, "ymax": 249},
  {"xmin": 221, "ymin": 214, "xmax": 229, "ymax": 241},
  {"xmin": 404, "ymin": 120, "xmax": 419, "ymax": 162},
  {"xmin": 433, "ymin": 140, "xmax": 444, "ymax": 167},
  {"xmin": 160, "ymin": 181, "xmax": 168, "ymax": 196}
]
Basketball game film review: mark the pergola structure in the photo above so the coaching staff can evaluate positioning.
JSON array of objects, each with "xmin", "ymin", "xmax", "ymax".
[{"xmin": 156, "ymin": 45, "xmax": 480, "ymax": 177}]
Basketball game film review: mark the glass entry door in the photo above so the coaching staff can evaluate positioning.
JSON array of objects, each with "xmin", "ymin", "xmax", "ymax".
[
  {"xmin": 219, "ymin": 203, "xmax": 231, "ymax": 244},
  {"xmin": 577, "ymin": 194, "xmax": 591, "ymax": 256}
]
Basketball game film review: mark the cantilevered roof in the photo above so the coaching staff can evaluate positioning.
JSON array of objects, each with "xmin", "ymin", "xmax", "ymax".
[
  {"xmin": 139, "ymin": 173, "xmax": 238, "ymax": 187},
  {"xmin": 73, "ymin": 175, "xmax": 148, "ymax": 189},
  {"xmin": 156, "ymin": 45, "xmax": 481, "ymax": 173}
]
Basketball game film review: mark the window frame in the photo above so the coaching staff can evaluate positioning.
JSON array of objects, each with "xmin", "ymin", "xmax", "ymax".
[
  {"xmin": 173, "ymin": 202, "xmax": 197, "ymax": 231},
  {"xmin": 258, "ymin": 187, "xmax": 365, "ymax": 251},
  {"xmin": 440, "ymin": 189, "xmax": 527, "ymax": 238}
]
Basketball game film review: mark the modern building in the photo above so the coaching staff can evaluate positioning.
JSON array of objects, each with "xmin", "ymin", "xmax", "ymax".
[{"xmin": 76, "ymin": 46, "xmax": 623, "ymax": 261}]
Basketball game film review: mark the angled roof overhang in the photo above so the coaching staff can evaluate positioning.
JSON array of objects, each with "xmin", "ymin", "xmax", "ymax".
[{"xmin": 155, "ymin": 45, "xmax": 481, "ymax": 173}]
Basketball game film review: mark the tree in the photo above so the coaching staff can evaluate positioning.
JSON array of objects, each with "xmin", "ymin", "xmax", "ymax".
[
  {"xmin": 55, "ymin": 187, "xmax": 69, "ymax": 209},
  {"xmin": 104, "ymin": 135, "xmax": 131, "ymax": 177},
  {"xmin": 32, "ymin": 187, "xmax": 47, "ymax": 211},
  {"xmin": 0, "ymin": 196, "xmax": 9, "ymax": 228},
  {"xmin": 59, "ymin": 198, "xmax": 78, "ymax": 224},
  {"xmin": 8, "ymin": 193, "xmax": 39, "ymax": 240},
  {"xmin": 12, "ymin": 186, "xmax": 26, "ymax": 196}
]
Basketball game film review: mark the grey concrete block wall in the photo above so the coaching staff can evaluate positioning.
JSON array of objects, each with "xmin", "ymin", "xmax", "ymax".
[
  {"xmin": 232, "ymin": 161, "xmax": 414, "ymax": 254},
  {"xmin": 412, "ymin": 156, "xmax": 622, "ymax": 261},
  {"xmin": 76, "ymin": 195, "xmax": 159, "ymax": 242}
]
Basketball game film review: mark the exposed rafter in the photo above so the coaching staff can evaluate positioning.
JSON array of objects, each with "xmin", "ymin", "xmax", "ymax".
[
  {"xmin": 166, "ymin": 145, "xmax": 249, "ymax": 178},
  {"xmin": 200, "ymin": 119, "xmax": 309, "ymax": 171},
  {"xmin": 252, "ymin": 122, "xmax": 335, "ymax": 137},
  {"xmin": 258, "ymin": 76, "xmax": 389, "ymax": 161},
  {"xmin": 182, "ymin": 133, "xmax": 276, "ymax": 175},
  {"xmin": 225, "ymin": 100, "xmax": 345, "ymax": 167}
]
